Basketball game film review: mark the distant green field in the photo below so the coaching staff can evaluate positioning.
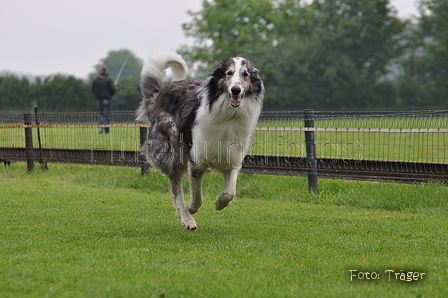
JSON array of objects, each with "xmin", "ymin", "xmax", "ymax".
[
  {"xmin": 1, "ymin": 115, "xmax": 447, "ymax": 162},
  {"xmin": 251, "ymin": 128, "xmax": 447, "ymax": 162},
  {"xmin": 255, "ymin": 116, "xmax": 447, "ymax": 161},
  {"xmin": 0, "ymin": 124, "xmax": 142, "ymax": 151},
  {"xmin": 260, "ymin": 115, "xmax": 448, "ymax": 129},
  {"xmin": 254, "ymin": 116, "xmax": 447, "ymax": 162}
]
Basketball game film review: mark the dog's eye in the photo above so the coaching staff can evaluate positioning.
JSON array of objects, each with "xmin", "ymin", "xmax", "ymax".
[
  {"xmin": 226, "ymin": 71, "xmax": 234, "ymax": 76},
  {"xmin": 242, "ymin": 71, "xmax": 249, "ymax": 77}
]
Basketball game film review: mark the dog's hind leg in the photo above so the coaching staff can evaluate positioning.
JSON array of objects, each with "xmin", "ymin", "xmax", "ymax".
[
  {"xmin": 170, "ymin": 175, "xmax": 197, "ymax": 230},
  {"xmin": 215, "ymin": 169, "xmax": 239, "ymax": 211},
  {"xmin": 188, "ymin": 164, "xmax": 206, "ymax": 214}
]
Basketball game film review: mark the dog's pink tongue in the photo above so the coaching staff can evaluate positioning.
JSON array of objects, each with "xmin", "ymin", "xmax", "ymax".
[{"xmin": 231, "ymin": 95, "xmax": 241, "ymax": 107}]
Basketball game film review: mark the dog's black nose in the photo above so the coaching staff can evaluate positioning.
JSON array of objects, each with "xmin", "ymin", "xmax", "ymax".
[{"xmin": 231, "ymin": 87, "xmax": 241, "ymax": 95}]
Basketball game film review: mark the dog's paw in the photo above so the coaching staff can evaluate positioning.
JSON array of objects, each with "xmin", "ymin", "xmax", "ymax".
[
  {"xmin": 215, "ymin": 193, "xmax": 234, "ymax": 211},
  {"xmin": 181, "ymin": 217, "xmax": 197, "ymax": 230},
  {"xmin": 187, "ymin": 203, "xmax": 201, "ymax": 215}
]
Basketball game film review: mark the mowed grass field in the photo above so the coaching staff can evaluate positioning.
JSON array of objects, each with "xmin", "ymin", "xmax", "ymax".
[{"xmin": 1, "ymin": 163, "xmax": 447, "ymax": 297}]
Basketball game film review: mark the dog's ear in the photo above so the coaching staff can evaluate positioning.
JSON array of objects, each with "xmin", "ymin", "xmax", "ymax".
[
  {"xmin": 250, "ymin": 67, "xmax": 261, "ymax": 82},
  {"xmin": 222, "ymin": 57, "xmax": 232, "ymax": 64},
  {"xmin": 209, "ymin": 58, "xmax": 231, "ymax": 77},
  {"xmin": 249, "ymin": 65, "xmax": 264, "ymax": 97},
  {"xmin": 220, "ymin": 57, "xmax": 234, "ymax": 72},
  {"xmin": 244, "ymin": 58, "xmax": 258, "ymax": 76}
]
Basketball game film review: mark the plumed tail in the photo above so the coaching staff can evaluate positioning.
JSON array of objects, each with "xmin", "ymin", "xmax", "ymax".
[{"xmin": 136, "ymin": 52, "xmax": 188, "ymax": 122}]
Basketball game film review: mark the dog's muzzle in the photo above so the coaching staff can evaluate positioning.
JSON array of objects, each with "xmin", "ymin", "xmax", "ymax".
[{"xmin": 230, "ymin": 87, "xmax": 242, "ymax": 108}]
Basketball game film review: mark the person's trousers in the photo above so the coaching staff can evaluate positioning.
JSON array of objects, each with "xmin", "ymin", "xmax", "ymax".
[{"xmin": 97, "ymin": 99, "xmax": 111, "ymax": 133}]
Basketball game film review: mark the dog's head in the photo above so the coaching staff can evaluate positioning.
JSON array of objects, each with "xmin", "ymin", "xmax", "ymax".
[{"xmin": 207, "ymin": 57, "xmax": 263, "ymax": 109}]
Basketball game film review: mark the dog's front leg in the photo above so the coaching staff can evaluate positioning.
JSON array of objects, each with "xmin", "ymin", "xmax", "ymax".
[
  {"xmin": 170, "ymin": 176, "xmax": 197, "ymax": 230},
  {"xmin": 215, "ymin": 169, "xmax": 239, "ymax": 210},
  {"xmin": 188, "ymin": 165, "xmax": 205, "ymax": 214}
]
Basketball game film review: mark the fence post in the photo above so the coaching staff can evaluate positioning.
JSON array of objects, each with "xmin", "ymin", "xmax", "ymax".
[
  {"xmin": 304, "ymin": 109, "xmax": 318, "ymax": 191},
  {"xmin": 34, "ymin": 107, "xmax": 48, "ymax": 169},
  {"xmin": 24, "ymin": 113, "xmax": 34, "ymax": 172},
  {"xmin": 139, "ymin": 126, "xmax": 150, "ymax": 176}
]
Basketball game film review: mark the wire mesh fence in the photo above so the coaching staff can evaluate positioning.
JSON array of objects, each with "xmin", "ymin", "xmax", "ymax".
[
  {"xmin": 1, "ymin": 109, "xmax": 447, "ymax": 183},
  {"xmin": 0, "ymin": 111, "xmax": 139, "ymax": 150},
  {"xmin": 256, "ymin": 110, "xmax": 448, "ymax": 163}
]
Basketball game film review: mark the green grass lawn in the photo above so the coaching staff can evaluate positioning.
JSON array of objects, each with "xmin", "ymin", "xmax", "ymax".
[{"xmin": 1, "ymin": 163, "xmax": 447, "ymax": 297}]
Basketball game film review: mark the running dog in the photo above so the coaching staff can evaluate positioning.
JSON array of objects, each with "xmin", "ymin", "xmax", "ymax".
[{"xmin": 136, "ymin": 52, "xmax": 264, "ymax": 230}]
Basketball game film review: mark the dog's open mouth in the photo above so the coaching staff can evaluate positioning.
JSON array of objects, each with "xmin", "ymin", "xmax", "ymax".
[{"xmin": 230, "ymin": 95, "xmax": 242, "ymax": 107}]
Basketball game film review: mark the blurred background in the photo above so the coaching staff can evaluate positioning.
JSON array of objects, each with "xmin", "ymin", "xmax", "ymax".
[{"xmin": 1, "ymin": 0, "xmax": 446, "ymax": 112}]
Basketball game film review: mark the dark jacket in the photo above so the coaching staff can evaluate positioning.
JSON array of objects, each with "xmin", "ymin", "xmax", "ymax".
[{"xmin": 92, "ymin": 75, "xmax": 116, "ymax": 100}]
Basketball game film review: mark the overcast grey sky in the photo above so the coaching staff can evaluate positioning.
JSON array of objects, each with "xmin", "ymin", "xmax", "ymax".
[{"xmin": 0, "ymin": 0, "xmax": 418, "ymax": 79}]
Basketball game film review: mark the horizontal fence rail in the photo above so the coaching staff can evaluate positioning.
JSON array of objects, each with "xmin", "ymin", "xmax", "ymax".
[{"xmin": 1, "ymin": 109, "xmax": 447, "ymax": 184}]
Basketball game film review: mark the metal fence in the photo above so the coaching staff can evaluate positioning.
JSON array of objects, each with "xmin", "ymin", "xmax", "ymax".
[{"xmin": 1, "ymin": 109, "xmax": 447, "ymax": 184}]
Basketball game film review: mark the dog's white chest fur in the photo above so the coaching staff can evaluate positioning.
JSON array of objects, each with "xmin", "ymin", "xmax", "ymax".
[{"xmin": 192, "ymin": 93, "xmax": 261, "ymax": 171}]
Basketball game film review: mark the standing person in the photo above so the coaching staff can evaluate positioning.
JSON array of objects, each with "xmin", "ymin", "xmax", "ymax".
[{"xmin": 92, "ymin": 65, "xmax": 116, "ymax": 133}]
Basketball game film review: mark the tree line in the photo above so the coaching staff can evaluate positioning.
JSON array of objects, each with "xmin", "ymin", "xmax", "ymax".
[
  {"xmin": 180, "ymin": 0, "xmax": 448, "ymax": 110},
  {"xmin": 0, "ymin": 49, "xmax": 142, "ymax": 113},
  {"xmin": 1, "ymin": 0, "xmax": 447, "ymax": 113},
  {"xmin": 0, "ymin": 74, "xmax": 142, "ymax": 113}
]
